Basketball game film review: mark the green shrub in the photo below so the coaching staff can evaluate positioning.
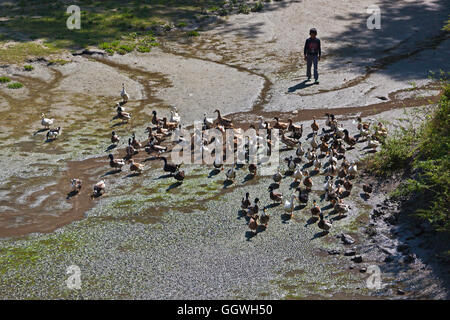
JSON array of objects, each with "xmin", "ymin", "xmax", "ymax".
[
  {"xmin": 238, "ymin": 4, "xmax": 250, "ymax": 14},
  {"xmin": 0, "ymin": 76, "xmax": 11, "ymax": 83},
  {"xmin": 368, "ymin": 82, "xmax": 450, "ymax": 233},
  {"xmin": 7, "ymin": 82, "xmax": 23, "ymax": 89},
  {"xmin": 137, "ymin": 45, "xmax": 151, "ymax": 53},
  {"xmin": 24, "ymin": 64, "xmax": 34, "ymax": 71},
  {"xmin": 252, "ymin": 1, "xmax": 264, "ymax": 12},
  {"xmin": 186, "ymin": 30, "xmax": 199, "ymax": 37}
]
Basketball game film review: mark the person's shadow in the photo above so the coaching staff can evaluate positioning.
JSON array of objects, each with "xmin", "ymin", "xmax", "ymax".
[{"xmin": 288, "ymin": 80, "xmax": 314, "ymax": 93}]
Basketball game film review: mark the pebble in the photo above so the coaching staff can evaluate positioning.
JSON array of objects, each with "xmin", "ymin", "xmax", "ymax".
[
  {"xmin": 340, "ymin": 233, "xmax": 355, "ymax": 245},
  {"xmin": 344, "ymin": 250, "xmax": 356, "ymax": 256},
  {"xmin": 351, "ymin": 255, "xmax": 363, "ymax": 263}
]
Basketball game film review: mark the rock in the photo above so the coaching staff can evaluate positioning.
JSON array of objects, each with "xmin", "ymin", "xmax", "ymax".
[
  {"xmin": 359, "ymin": 267, "xmax": 367, "ymax": 273},
  {"xmin": 327, "ymin": 249, "xmax": 340, "ymax": 255},
  {"xmin": 352, "ymin": 255, "xmax": 363, "ymax": 263},
  {"xmin": 403, "ymin": 253, "xmax": 416, "ymax": 264},
  {"xmin": 384, "ymin": 215, "xmax": 398, "ymax": 225},
  {"xmin": 349, "ymin": 265, "xmax": 354, "ymax": 270},
  {"xmin": 384, "ymin": 255, "xmax": 394, "ymax": 262},
  {"xmin": 413, "ymin": 228, "xmax": 423, "ymax": 237},
  {"xmin": 344, "ymin": 250, "xmax": 356, "ymax": 256},
  {"xmin": 419, "ymin": 222, "xmax": 433, "ymax": 233},
  {"xmin": 397, "ymin": 289, "xmax": 405, "ymax": 295},
  {"xmin": 340, "ymin": 233, "xmax": 355, "ymax": 245},
  {"xmin": 379, "ymin": 246, "xmax": 396, "ymax": 256},
  {"xmin": 377, "ymin": 96, "xmax": 388, "ymax": 100},
  {"xmin": 72, "ymin": 48, "xmax": 106, "ymax": 56},
  {"xmin": 397, "ymin": 244, "xmax": 410, "ymax": 253},
  {"xmin": 372, "ymin": 209, "xmax": 385, "ymax": 217}
]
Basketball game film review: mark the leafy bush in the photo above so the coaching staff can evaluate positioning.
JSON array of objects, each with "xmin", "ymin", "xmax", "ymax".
[
  {"xmin": 7, "ymin": 82, "xmax": 23, "ymax": 89},
  {"xmin": 186, "ymin": 30, "xmax": 200, "ymax": 37},
  {"xmin": 367, "ymin": 81, "xmax": 450, "ymax": 233},
  {"xmin": 24, "ymin": 64, "xmax": 34, "ymax": 71},
  {"xmin": 0, "ymin": 76, "xmax": 11, "ymax": 83},
  {"xmin": 252, "ymin": 1, "xmax": 264, "ymax": 12}
]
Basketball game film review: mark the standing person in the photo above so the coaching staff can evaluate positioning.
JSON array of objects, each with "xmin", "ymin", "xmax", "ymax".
[{"xmin": 304, "ymin": 28, "xmax": 321, "ymax": 84}]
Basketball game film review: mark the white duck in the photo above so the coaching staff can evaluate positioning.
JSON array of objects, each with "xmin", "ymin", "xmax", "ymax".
[
  {"xmin": 310, "ymin": 134, "xmax": 319, "ymax": 149},
  {"xmin": 313, "ymin": 155, "xmax": 321, "ymax": 171},
  {"xmin": 324, "ymin": 176, "xmax": 334, "ymax": 192},
  {"xmin": 170, "ymin": 106, "xmax": 181, "ymax": 123},
  {"xmin": 284, "ymin": 194, "xmax": 297, "ymax": 215},
  {"xmin": 257, "ymin": 116, "xmax": 265, "ymax": 130},
  {"xmin": 367, "ymin": 139, "xmax": 381, "ymax": 150},
  {"xmin": 203, "ymin": 113, "xmax": 214, "ymax": 129},
  {"xmin": 41, "ymin": 113, "xmax": 53, "ymax": 129},
  {"xmin": 120, "ymin": 83, "xmax": 129, "ymax": 102},
  {"xmin": 293, "ymin": 165, "xmax": 304, "ymax": 182},
  {"xmin": 348, "ymin": 162, "xmax": 358, "ymax": 176},
  {"xmin": 93, "ymin": 180, "xmax": 106, "ymax": 196},
  {"xmin": 296, "ymin": 141, "xmax": 305, "ymax": 158}
]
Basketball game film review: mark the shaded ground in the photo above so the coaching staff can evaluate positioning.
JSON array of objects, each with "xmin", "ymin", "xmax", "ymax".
[{"xmin": 0, "ymin": 0, "xmax": 449, "ymax": 299}]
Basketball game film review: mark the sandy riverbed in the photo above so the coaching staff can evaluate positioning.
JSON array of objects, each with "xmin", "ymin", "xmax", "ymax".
[{"xmin": 0, "ymin": 0, "xmax": 448, "ymax": 299}]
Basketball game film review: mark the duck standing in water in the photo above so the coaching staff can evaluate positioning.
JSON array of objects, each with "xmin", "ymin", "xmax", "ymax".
[
  {"xmin": 70, "ymin": 179, "xmax": 82, "ymax": 193},
  {"xmin": 93, "ymin": 180, "xmax": 106, "ymax": 197}
]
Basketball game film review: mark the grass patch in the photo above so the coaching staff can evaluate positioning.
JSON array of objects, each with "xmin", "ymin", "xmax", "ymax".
[
  {"xmin": 23, "ymin": 64, "xmax": 34, "ymax": 71},
  {"xmin": 7, "ymin": 82, "xmax": 23, "ymax": 89},
  {"xmin": 0, "ymin": 42, "xmax": 59, "ymax": 64},
  {"xmin": 186, "ymin": 30, "xmax": 200, "ymax": 37},
  {"xmin": 366, "ymin": 78, "xmax": 450, "ymax": 233},
  {"xmin": 48, "ymin": 58, "xmax": 70, "ymax": 65},
  {"xmin": 0, "ymin": 76, "xmax": 11, "ymax": 83}
]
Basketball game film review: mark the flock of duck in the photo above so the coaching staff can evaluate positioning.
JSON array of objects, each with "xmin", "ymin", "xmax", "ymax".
[
  {"xmin": 39, "ymin": 83, "xmax": 388, "ymax": 237},
  {"xmin": 239, "ymin": 113, "xmax": 388, "ymax": 236}
]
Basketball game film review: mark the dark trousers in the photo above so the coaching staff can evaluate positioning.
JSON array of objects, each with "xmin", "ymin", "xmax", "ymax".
[{"xmin": 306, "ymin": 55, "xmax": 318, "ymax": 80}]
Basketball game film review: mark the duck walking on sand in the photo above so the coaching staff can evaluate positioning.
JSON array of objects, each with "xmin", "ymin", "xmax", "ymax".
[
  {"xmin": 284, "ymin": 194, "xmax": 297, "ymax": 216},
  {"xmin": 129, "ymin": 159, "xmax": 144, "ymax": 174},
  {"xmin": 241, "ymin": 192, "xmax": 251, "ymax": 210},
  {"xmin": 268, "ymin": 185, "xmax": 283, "ymax": 203},
  {"xmin": 260, "ymin": 208, "xmax": 270, "ymax": 228},
  {"xmin": 248, "ymin": 214, "xmax": 259, "ymax": 235},
  {"xmin": 46, "ymin": 127, "xmax": 61, "ymax": 140},
  {"xmin": 111, "ymin": 131, "xmax": 120, "ymax": 145},
  {"xmin": 318, "ymin": 213, "xmax": 332, "ymax": 233},
  {"xmin": 41, "ymin": 113, "xmax": 53, "ymax": 129},
  {"xmin": 120, "ymin": 83, "xmax": 129, "ymax": 102}
]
